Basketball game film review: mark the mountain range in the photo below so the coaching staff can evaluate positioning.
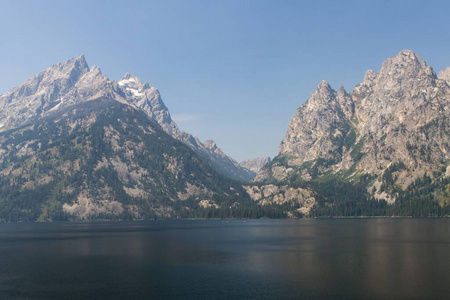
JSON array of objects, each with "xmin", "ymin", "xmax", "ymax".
[{"xmin": 0, "ymin": 50, "xmax": 448, "ymax": 220}]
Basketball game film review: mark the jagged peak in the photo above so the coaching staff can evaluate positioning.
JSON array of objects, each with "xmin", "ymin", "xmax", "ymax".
[
  {"xmin": 89, "ymin": 65, "xmax": 102, "ymax": 75},
  {"xmin": 380, "ymin": 50, "xmax": 431, "ymax": 74},
  {"xmin": 2, "ymin": 55, "xmax": 92, "ymax": 100},
  {"xmin": 308, "ymin": 80, "xmax": 334, "ymax": 103},
  {"xmin": 204, "ymin": 140, "xmax": 217, "ymax": 150},
  {"xmin": 122, "ymin": 72, "xmax": 135, "ymax": 80},
  {"xmin": 369, "ymin": 50, "xmax": 438, "ymax": 88},
  {"xmin": 396, "ymin": 49, "xmax": 423, "ymax": 61},
  {"xmin": 118, "ymin": 73, "xmax": 153, "ymax": 92},
  {"xmin": 119, "ymin": 73, "xmax": 141, "ymax": 84},
  {"xmin": 337, "ymin": 84, "xmax": 347, "ymax": 96},
  {"xmin": 364, "ymin": 69, "xmax": 377, "ymax": 82},
  {"xmin": 74, "ymin": 54, "xmax": 87, "ymax": 64},
  {"xmin": 438, "ymin": 67, "xmax": 450, "ymax": 82},
  {"xmin": 61, "ymin": 55, "xmax": 90, "ymax": 72},
  {"xmin": 317, "ymin": 80, "xmax": 331, "ymax": 91}
]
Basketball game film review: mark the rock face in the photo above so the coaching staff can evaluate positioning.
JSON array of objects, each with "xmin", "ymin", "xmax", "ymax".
[
  {"xmin": 438, "ymin": 67, "xmax": 450, "ymax": 83},
  {"xmin": 239, "ymin": 156, "xmax": 271, "ymax": 174},
  {"xmin": 0, "ymin": 56, "xmax": 124, "ymax": 131},
  {"xmin": 0, "ymin": 99, "xmax": 252, "ymax": 221},
  {"xmin": 257, "ymin": 50, "xmax": 450, "ymax": 209},
  {"xmin": 244, "ymin": 184, "xmax": 315, "ymax": 216},
  {"xmin": 0, "ymin": 57, "xmax": 253, "ymax": 182},
  {"xmin": 279, "ymin": 80, "xmax": 354, "ymax": 167},
  {"xmin": 116, "ymin": 73, "xmax": 254, "ymax": 182}
]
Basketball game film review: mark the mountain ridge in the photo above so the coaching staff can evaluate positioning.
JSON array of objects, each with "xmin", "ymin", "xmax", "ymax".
[
  {"xmin": 252, "ymin": 50, "xmax": 449, "ymax": 215},
  {"xmin": 0, "ymin": 50, "xmax": 448, "ymax": 220},
  {"xmin": 0, "ymin": 56, "xmax": 254, "ymax": 182}
]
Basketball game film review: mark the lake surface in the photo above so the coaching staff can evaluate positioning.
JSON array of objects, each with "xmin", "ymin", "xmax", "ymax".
[{"xmin": 0, "ymin": 219, "xmax": 448, "ymax": 299}]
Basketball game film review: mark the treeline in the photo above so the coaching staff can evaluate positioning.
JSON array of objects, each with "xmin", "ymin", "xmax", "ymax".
[
  {"xmin": 178, "ymin": 206, "xmax": 287, "ymax": 219},
  {"xmin": 309, "ymin": 174, "xmax": 450, "ymax": 217}
]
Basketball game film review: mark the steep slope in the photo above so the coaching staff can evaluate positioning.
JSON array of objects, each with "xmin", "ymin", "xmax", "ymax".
[
  {"xmin": 0, "ymin": 57, "xmax": 254, "ymax": 182},
  {"xmin": 0, "ymin": 99, "xmax": 257, "ymax": 221},
  {"xmin": 254, "ymin": 50, "xmax": 450, "ymax": 216},
  {"xmin": 117, "ymin": 74, "xmax": 255, "ymax": 182}
]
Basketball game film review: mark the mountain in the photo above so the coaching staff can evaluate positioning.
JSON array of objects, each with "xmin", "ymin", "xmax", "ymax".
[
  {"xmin": 115, "ymin": 72, "xmax": 254, "ymax": 182},
  {"xmin": 0, "ymin": 99, "xmax": 246, "ymax": 221},
  {"xmin": 1, "ymin": 51, "xmax": 448, "ymax": 220},
  {"xmin": 0, "ymin": 57, "xmax": 287, "ymax": 221},
  {"xmin": 253, "ymin": 50, "xmax": 450, "ymax": 217},
  {"xmin": 0, "ymin": 57, "xmax": 254, "ymax": 182},
  {"xmin": 240, "ymin": 156, "xmax": 271, "ymax": 174}
]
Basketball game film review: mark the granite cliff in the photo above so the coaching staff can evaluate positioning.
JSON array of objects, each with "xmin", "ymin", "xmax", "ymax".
[{"xmin": 252, "ymin": 50, "xmax": 450, "ymax": 215}]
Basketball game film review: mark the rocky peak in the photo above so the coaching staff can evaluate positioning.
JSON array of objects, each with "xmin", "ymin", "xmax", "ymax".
[
  {"xmin": 0, "ymin": 55, "xmax": 100, "ymax": 131},
  {"xmin": 69, "ymin": 55, "xmax": 90, "ymax": 72},
  {"xmin": 364, "ymin": 70, "xmax": 377, "ymax": 82},
  {"xmin": 116, "ymin": 73, "xmax": 176, "ymax": 136},
  {"xmin": 118, "ymin": 73, "xmax": 148, "ymax": 98},
  {"xmin": 204, "ymin": 139, "xmax": 227, "ymax": 158},
  {"xmin": 3, "ymin": 55, "xmax": 90, "ymax": 100},
  {"xmin": 298, "ymin": 80, "xmax": 338, "ymax": 116},
  {"xmin": 204, "ymin": 140, "xmax": 217, "ymax": 150},
  {"xmin": 313, "ymin": 80, "xmax": 333, "ymax": 101},
  {"xmin": 378, "ymin": 50, "xmax": 433, "ymax": 79},
  {"xmin": 278, "ymin": 79, "xmax": 353, "ymax": 167},
  {"xmin": 88, "ymin": 65, "xmax": 102, "ymax": 75},
  {"xmin": 393, "ymin": 50, "xmax": 427, "ymax": 67},
  {"xmin": 375, "ymin": 50, "xmax": 436, "ymax": 93},
  {"xmin": 264, "ymin": 50, "xmax": 450, "ymax": 205},
  {"xmin": 337, "ymin": 84, "xmax": 347, "ymax": 97},
  {"xmin": 438, "ymin": 67, "xmax": 450, "ymax": 83},
  {"xmin": 120, "ymin": 73, "xmax": 142, "ymax": 85},
  {"xmin": 336, "ymin": 85, "xmax": 355, "ymax": 120}
]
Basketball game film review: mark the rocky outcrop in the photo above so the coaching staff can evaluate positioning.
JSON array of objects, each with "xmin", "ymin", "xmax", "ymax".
[
  {"xmin": 244, "ymin": 184, "xmax": 316, "ymax": 215},
  {"xmin": 438, "ymin": 67, "xmax": 450, "ymax": 83},
  {"xmin": 257, "ymin": 50, "xmax": 450, "ymax": 203}
]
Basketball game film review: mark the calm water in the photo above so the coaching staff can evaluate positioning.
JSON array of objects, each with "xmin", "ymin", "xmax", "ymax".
[{"xmin": 0, "ymin": 219, "xmax": 448, "ymax": 299}]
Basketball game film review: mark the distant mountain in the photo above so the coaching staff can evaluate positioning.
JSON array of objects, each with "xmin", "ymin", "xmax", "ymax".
[
  {"xmin": 0, "ymin": 56, "xmax": 253, "ymax": 182},
  {"xmin": 240, "ymin": 157, "xmax": 271, "ymax": 174},
  {"xmin": 252, "ymin": 50, "xmax": 450, "ymax": 217}
]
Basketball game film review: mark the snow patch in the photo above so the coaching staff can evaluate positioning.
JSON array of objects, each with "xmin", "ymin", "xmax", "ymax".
[{"xmin": 118, "ymin": 77, "xmax": 137, "ymax": 86}]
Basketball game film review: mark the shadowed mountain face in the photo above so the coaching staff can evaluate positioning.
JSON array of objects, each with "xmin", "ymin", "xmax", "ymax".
[
  {"xmin": 252, "ymin": 50, "xmax": 450, "ymax": 215},
  {"xmin": 0, "ymin": 57, "xmax": 254, "ymax": 182},
  {"xmin": 0, "ymin": 99, "xmax": 259, "ymax": 221}
]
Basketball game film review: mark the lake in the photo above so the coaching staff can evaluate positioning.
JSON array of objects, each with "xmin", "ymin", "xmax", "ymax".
[{"xmin": 0, "ymin": 219, "xmax": 448, "ymax": 299}]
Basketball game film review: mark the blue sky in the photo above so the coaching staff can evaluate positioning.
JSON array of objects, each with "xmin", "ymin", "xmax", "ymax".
[{"xmin": 1, "ymin": 0, "xmax": 449, "ymax": 161}]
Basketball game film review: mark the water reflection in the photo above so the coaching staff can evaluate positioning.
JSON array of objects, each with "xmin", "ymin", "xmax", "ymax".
[{"xmin": 0, "ymin": 219, "xmax": 448, "ymax": 299}]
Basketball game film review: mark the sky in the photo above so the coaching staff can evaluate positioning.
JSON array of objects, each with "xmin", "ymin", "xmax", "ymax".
[{"xmin": 0, "ymin": 0, "xmax": 449, "ymax": 162}]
